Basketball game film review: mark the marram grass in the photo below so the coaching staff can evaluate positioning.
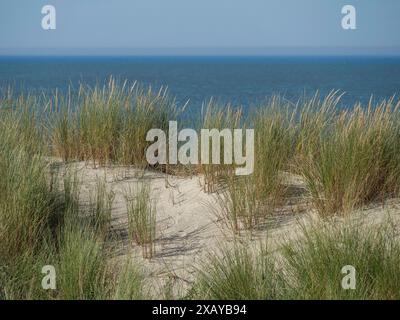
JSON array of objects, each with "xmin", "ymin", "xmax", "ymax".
[
  {"xmin": 1, "ymin": 84, "xmax": 400, "ymax": 300},
  {"xmin": 296, "ymin": 95, "xmax": 400, "ymax": 215},
  {"xmin": 124, "ymin": 182, "xmax": 157, "ymax": 259},
  {"xmin": 50, "ymin": 79, "xmax": 178, "ymax": 168},
  {"xmin": 192, "ymin": 218, "xmax": 400, "ymax": 300}
]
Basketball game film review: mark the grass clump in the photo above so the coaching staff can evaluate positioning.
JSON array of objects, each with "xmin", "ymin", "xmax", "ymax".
[
  {"xmin": 282, "ymin": 218, "xmax": 400, "ymax": 299},
  {"xmin": 297, "ymin": 95, "xmax": 400, "ymax": 215},
  {"xmin": 56, "ymin": 224, "xmax": 108, "ymax": 299},
  {"xmin": 214, "ymin": 176, "xmax": 263, "ymax": 233},
  {"xmin": 253, "ymin": 97, "xmax": 296, "ymax": 203},
  {"xmin": 0, "ymin": 105, "xmax": 146, "ymax": 300},
  {"xmin": 112, "ymin": 259, "xmax": 146, "ymax": 300},
  {"xmin": 124, "ymin": 182, "xmax": 157, "ymax": 258},
  {"xmin": 199, "ymin": 100, "xmax": 242, "ymax": 193},
  {"xmin": 191, "ymin": 243, "xmax": 285, "ymax": 300},
  {"xmin": 51, "ymin": 79, "xmax": 177, "ymax": 168},
  {"xmin": 0, "ymin": 107, "xmax": 59, "ymax": 266},
  {"xmin": 89, "ymin": 178, "xmax": 115, "ymax": 237},
  {"xmin": 192, "ymin": 217, "xmax": 400, "ymax": 300},
  {"xmin": 214, "ymin": 97, "xmax": 296, "ymax": 233}
]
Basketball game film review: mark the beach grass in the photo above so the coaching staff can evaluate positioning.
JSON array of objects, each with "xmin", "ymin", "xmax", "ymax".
[
  {"xmin": 199, "ymin": 99, "xmax": 242, "ymax": 192},
  {"xmin": 296, "ymin": 94, "xmax": 400, "ymax": 215},
  {"xmin": 191, "ymin": 242, "xmax": 285, "ymax": 299},
  {"xmin": 5, "ymin": 83, "xmax": 400, "ymax": 219},
  {"xmin": 0, "ymin": 105, "xmax": 147, "ymax": 299},
  {"xmin": 282, "ymin": 218, "xmax": 400, "ymax": 299},
  {"xmin": 50, "ymin": 79, "xmax": 178, "ymax": 168},
  {"xmin": 213, "ymin": 97, "xmax": 297, "ymax": 232},
  {"xmin": 2, "ymin": 83, "xmax": 400, "ymax": 300},
  {"xmin": 89, "ymin": 177, "xmax": 115, "ymax": 238},
  {"xmin": 192, "ymin": 217, "xmax": 400, "ymax": 300},
  {"xmin": 124, "ymin": 182, "xmax": 157, "ymax": 258}
]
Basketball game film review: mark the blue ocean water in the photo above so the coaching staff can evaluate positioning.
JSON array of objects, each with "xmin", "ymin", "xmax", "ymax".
[{"xmin": 0, "ymin": 56, "xmax": 399, "ymax": 112}]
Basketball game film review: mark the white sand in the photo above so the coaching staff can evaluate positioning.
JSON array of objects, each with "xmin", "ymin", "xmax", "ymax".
[{"xmin": 53, "ymin": 160, "xmax": 400, "ymax": 295}]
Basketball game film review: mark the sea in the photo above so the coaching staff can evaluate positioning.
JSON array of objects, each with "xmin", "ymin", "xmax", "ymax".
[{"xmin": 1, "ymin": 56, "xmax": 399, "ymax": 114}]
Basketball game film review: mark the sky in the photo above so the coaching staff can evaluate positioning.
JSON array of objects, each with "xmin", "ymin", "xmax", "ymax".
[{"xmin": 0, "ymin": 0, "xmax": 399, "ymax": 55}]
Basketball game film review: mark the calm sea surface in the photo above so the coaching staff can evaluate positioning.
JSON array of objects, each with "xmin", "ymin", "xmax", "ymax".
[{"xmin": 1, "ymin": 56, "xmax": 399, "ymax": 113}]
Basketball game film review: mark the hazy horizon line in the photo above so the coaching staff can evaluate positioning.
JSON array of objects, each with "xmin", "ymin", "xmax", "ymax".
[{"xmin": 1, "ymin": 46, "xmax": 400, "ymax": 57}]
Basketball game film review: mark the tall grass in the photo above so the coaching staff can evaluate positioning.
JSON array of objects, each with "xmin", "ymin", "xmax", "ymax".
[
  {"xmin": 112, "ymin": 259, "xmax": 146, "ymax": 300},
  {"xmin": 215, "ymin": 92, "xmax": 400, "ymax": 221},
  {"xmin": 54, "ymin": 188, "xmax": 146, "ymax": 300},
  {"xmin": 124, "ymin": 182, "xmax": 157, "ymax": 258},
  {"xmin": 191, "ymin": 243, "xmax": 285, "ymax": 300},
  {"xmin": 253, "ymin": 97, "xmax": 296, "ymax": 203},
  {"xmin": 296, "ymin": 95, "xmax": 400, "ymax": 215},
  {"xmin": 2, "ymin": 84, "xmax": 400, "ymax": 300},
  {"xmin": 0, "ymin": 106, "xmax": 58, "ymax": 265},
  {"xmin": 0, "ymin": 103, "xmax": 146, "ymax": 300},
  {"xmin": 89, "ymin": 178, "xmax": 115, "ymax": 237},
  {"xmin": 214, "ymin": 176, "xmax": 262, "ymax": 233},
  {"xmin": 5, "ymin": 87, "xmax": 400, "ymax": 220},
  {"xmin": 214, "ymin": 97, "xmax": 296, "ymax": 233},
  {"xmin": 192, "ymin": 218, "xmax": 400, "ymax": 300},
  {"xmin": 199, "ymin": 100, "xmax": 242, "ymax": 193},
  {"xmin": 57, "ymin": 223, "xmax": 108, "ymax": 299},
  {"xmin": 0, "ymin": 104, "xmax": 59, "ymax": 299},
  {"xmin": 282, "ymin": 218, "xmax": 400, "ymax": 299},
  {"xmin": 50, "ymin": 79, "xmax": 177, "ymax": 168}
]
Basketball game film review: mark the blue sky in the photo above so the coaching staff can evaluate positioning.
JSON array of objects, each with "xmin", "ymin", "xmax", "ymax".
[{"xmin": 0, "ymin": 0, "xmax": 399, "ymax": 55}]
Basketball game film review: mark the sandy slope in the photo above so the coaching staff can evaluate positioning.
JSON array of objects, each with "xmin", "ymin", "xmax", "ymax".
[{"xmin": 54, "ymin": 160, "xmax": 400, "ymax": 295}]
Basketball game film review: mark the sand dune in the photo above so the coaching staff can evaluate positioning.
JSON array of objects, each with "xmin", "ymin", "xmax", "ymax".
[{"xmin": 54, "ymin": 160, "xmax": 400, "ymax": 294}]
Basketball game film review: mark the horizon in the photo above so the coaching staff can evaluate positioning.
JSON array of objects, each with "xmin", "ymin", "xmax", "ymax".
[{"xmin": 2, "ymin": 48, "xmax": 400, "ymax": 58}]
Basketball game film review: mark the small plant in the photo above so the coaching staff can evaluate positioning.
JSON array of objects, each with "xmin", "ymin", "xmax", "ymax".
[
  {"xmin": 124, "ymin": 182, "xmax": 157, "ymax": 258},
  {"xmin": 89, "ymin": 178, "xmax": 115, "ymax": 238},
  {"xmin": 214, "ymin": 175, "xmax": 262, "ymax": 233}
]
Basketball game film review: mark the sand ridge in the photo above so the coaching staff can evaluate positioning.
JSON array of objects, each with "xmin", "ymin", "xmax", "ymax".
[{"xmin": 52, "ymin": 160, "xmax": 400, "ymax": 294}]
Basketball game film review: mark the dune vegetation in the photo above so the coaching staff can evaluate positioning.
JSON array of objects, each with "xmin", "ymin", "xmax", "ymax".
[{"xmin": 1, "ymin": 79, "xmax": 400, "ymax": 299}]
